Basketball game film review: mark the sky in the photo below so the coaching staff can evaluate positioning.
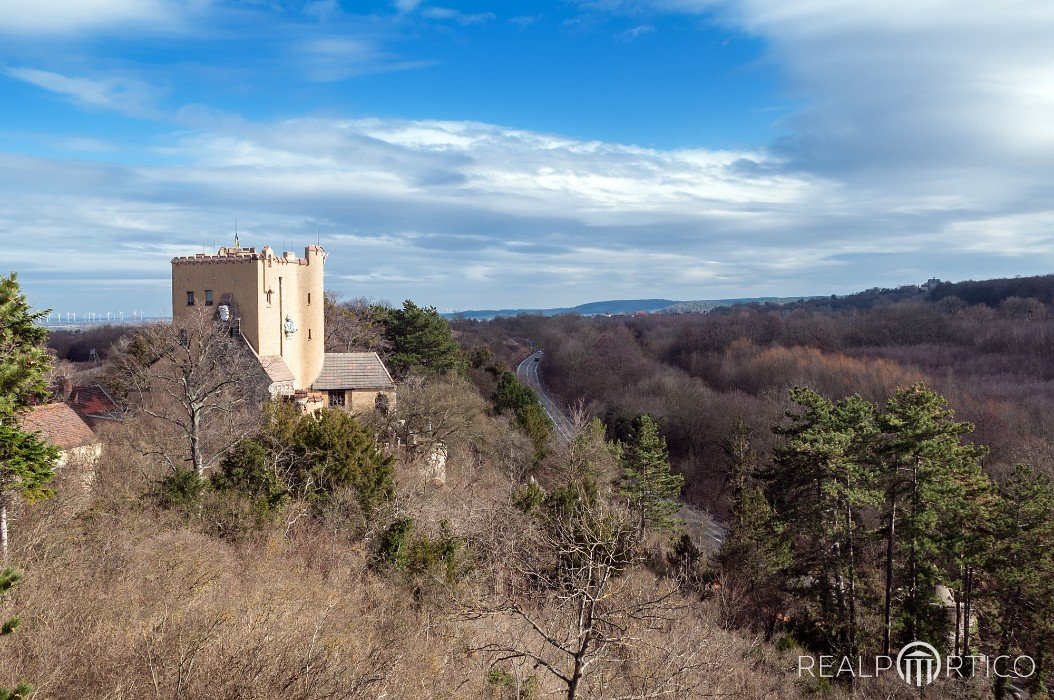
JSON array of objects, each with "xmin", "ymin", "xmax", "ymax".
[{"xmin": 2, "ymin": 1, "xmax": 1054, "ymax": 315}]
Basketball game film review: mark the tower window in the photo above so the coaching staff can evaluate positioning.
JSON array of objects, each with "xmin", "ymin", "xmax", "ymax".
[
  {"xmin": 186, "ymin": 291, "xmax": 195, "ymax": 306},
  {"xmin": 205, "ymin": 290, "xmax": 214, "ymax": 306},
  {"xmin": 308, "ymin": 328, "xmax": 312, "ymax": 340},
  {"xmin": 307, "ymin": 293, "xmax": 311, "ymax": 305}
]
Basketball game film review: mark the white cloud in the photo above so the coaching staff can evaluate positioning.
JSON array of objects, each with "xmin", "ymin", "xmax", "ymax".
[
  {"xmin": 0, "ymin": 0, "xmax": 206, "ymax": 35},
  {"xmin": 617, "ymin": 23, "xmax": 655, "ymax": 41},
  {"xmin": 10, "ymin": 109, "xmax": 1053, "ymax": 314},
  {"xmin": 295, "ymin": 37, "xmax": 434, "ymax": 81},
  {"xmin": 6, "ymin": 2, "xmax": 1054, "ymax": 311},
  {"xmin": 420, "ymin": 7, "xmax": 496, "ymax": 25},
  {"xmin": 509, "ymin": 15, "xmax": 540, "ymax": 27},
  {"xmin": 303, "ymin": 0, "xmax": 339, "ymax": 20},
  {"xmin": 593, "ymin": 1, "xmax": 1054, "ymax": 181},
  {"xmin": 4, "ymin": 67, "xmax": 163, "ymax": 118}
]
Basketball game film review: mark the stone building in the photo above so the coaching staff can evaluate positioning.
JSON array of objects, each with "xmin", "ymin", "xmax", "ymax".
[{"xmin": 172, "ymin": 242, "xmax": 396, "ymax": 413}]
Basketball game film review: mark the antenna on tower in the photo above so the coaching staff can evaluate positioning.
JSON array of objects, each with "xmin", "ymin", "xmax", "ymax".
[
  {"xmin": 234, "ymin": 220, "xmax": 240, "ymax": 249},
  {"xmin": 316, "ymin": 224, "xmax": 320, "ymax": 246}
]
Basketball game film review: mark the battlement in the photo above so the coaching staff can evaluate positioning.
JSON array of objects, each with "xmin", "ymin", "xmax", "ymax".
[{"xmin": 172, "ymin": 245, "xmax": 325, "ymax": 266}]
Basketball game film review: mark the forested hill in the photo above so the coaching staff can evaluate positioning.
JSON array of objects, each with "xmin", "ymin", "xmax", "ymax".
[
  {"xmin": 930, "ymin": 273, "xmax": 1054, "ymax": 306},
  {"xmin": 740, "ymin": 273, "xmax": 1054, "ymax": 314},
  {"xmin": 454, "ymin": 269, "xmax": 1054, "ymax": 512},
  {"xmin": 452, "ymin": 273, "xmax": 1054, "ymax": 321}
]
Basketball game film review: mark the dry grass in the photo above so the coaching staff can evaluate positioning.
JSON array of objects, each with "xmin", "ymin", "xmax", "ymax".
[{"xmin": 0, "ymin": 416, "xmax": 974, "ymax": 699}]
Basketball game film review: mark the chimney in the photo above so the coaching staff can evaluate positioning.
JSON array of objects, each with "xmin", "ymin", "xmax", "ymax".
[{"xmin": 60, "ymin": 375, "xmax": 73, "ymax": 400}]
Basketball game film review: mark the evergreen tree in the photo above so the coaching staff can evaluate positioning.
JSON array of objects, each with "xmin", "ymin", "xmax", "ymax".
[
  {"xmin": 0, "ymin": 274, "xmax": 58, "ymax": 561},
  {"xmin": 618, "ymin": 414, "xmax": 683, "ymax": 535},
  {"xmin": 293, "ymin": 407, "xmax": 395, "ymax": 515},
  {"xmin": 980, "ymin": 465, "xmax": 1054, "ymax": 699},
  {"xmin": 211, "ymin": 437, "xmax": 288, "ymax": 513},
  {"xmin": 764, "ymin": 388, "xmax": 880, "ymax": 658},
  {"xmin": 0, "ymin": 275, "xmax": 51, "ymax": 416},
  {"xmin": 385, "ymin": 300, "xmax": 461, "ymax": 376},
  {"xmin": 937, "ymin": 445, "xmax": 995, "ymax": 659},
  {"xmin": 0, "ymin": 567, "xmax": 31, "ymax": 700},
  {"xmin": 493, "ymin": 371, "xmax": 552, "ymax": 459},
  {"xmin": 877, "ymin": 383, "xmax": 986, "ymax": 654},
  {"xmin": 717, "ymin": 419, "xmax": 792, "ymax": 640}
]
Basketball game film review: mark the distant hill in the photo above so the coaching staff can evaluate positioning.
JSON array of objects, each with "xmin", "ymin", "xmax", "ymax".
[
  {"xmin": 763, "ymin": 273, "xmax": 1054, "ymax": 313},
  {"xmin": 929, "ymin": 274, "xmax": 1054, "ymax": 306},
  {"xmin": 446, "ymin": 296, "xmax": 811, "ymax": 320},
  {"xmin": 666, "ymin": 297, "xmax": 812, "ymax": 313}
]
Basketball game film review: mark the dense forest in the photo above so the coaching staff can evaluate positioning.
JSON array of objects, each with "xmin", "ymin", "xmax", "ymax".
[{"xmin": 456, "ymin": 275, "xmax": 1054, "ymax": 510}]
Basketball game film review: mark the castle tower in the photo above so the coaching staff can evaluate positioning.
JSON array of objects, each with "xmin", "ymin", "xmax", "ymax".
[{"xmin": 171, "ymin": 244, "xmax": 326, "ymax": 391}]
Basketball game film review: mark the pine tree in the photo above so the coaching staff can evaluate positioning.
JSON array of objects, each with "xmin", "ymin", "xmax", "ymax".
[
  {"xmin": 618, "ymin": 414, "xmax": 683, "ymax": 535},
  {"xmin": 0, "ymin": 274, "xmax": 51, "ymax": 417},
  {"xmin": 493, "ymin": 371, "xmax": 552, "ymax": 459},
  {"xmin": 937, "ymin": 445, "xmax": 995, "ymax": 659},
  {"xmin": 0, "ymin": 567, "xmax": 31, "ymax": 700},
  {"xmin": 981, "ymin": 465, "xmax": 1054, "ymax": 699},
  {"xmin": 765, "ymin": 388, "xmax": 880, "ymax": 658},
  {"xmin": 717, "ymin": 424, "xmax": 792, "ymax": 640},
  {"xmin": 877, "ymin": 383, "xmax": 985, "ymax": 654},
  {"xmin": 0, "ymin": 274, "xmax": 59, "ymax": 561},
  {"xmin": 385, "ymin": 300, "xmax": 461, "ymax": 376}
]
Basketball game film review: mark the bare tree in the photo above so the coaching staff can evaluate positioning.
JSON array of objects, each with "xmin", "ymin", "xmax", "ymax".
[
  {"xmin": 324, "ymin": 291, "xmax": 391, "ymax": 354},
  {"xmin": 387, "ymin": 373, "xmax": 490, "ymax": 452},
  {"xmin": 112, "ymin": 308, "xmax": 269, "ymax": 477},
  {"xmin": 469, "ymin": 493, "xmax": 697, "ymax": 699}
]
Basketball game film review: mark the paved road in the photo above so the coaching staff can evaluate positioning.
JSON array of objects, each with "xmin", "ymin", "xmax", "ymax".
[
  {"xmin": 516, "ymin": 350, "xmax": 574, "ymax": 442},
  {"xmin": 515, "ymin": 350, "xmax": 727, "ymax": 546}
]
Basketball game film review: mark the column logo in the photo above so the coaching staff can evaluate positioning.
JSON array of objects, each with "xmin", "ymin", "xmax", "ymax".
[{"xmin": 897, "ymin": 641, "xmax": 941, "ymax": 687}]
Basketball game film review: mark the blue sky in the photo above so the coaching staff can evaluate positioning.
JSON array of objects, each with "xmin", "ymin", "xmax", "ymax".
[{"xmin": 3, "ymin": 0, "xmax": 1054, "ymax": 314}]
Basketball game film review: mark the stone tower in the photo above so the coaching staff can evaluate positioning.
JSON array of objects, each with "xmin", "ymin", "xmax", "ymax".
[{"xmin": 171, "ymin": 244, "xmax": 326, "ymax": 391}]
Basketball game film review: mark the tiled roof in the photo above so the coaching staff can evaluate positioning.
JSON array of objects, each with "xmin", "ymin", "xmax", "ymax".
[
  {"xmin": 20, "ymin": 403, "xmax": 98, "ymax": 450},
  {"xmin": 259, "ymin": 355, "xmax": 295, "ymax": 385},
  {"xmin": 313, "ymin": 352, "xmax": 395, "ymax": 391},
  {"xmin": 70, "ymin": 384, "xmax": 120, "ymax": 417}
]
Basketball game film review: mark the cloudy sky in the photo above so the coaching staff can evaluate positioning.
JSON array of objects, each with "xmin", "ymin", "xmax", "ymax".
[{"xmin": 2, "ymin": 0, "xmax": 1053, "ymax": 314}]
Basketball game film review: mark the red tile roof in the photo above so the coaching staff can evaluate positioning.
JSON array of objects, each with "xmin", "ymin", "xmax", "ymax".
[
  {"xmin": 20, "ymin": 403, "xmax": 99, "ymax": 450},
  {"xmin": 70, "ymin": 384, "xmax": 120, "ymax": 417}
]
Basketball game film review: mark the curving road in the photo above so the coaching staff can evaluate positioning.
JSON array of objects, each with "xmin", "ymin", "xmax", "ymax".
[
  {"xmin": 516, "ymin": 350, "xmax": 727, "ymax": 546},
  {"xmin": 516, "ymin": 350, "xmax": 574, "ymax": 442}
]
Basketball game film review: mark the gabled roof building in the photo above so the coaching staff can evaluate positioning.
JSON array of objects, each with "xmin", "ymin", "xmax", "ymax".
[
  {"xmin": 20, "ymin": 402, "xmax": 101, "ymax": 470},
  {"xmin": 172, "ymin": 243, "xmax": 395, "ymax": 414}
]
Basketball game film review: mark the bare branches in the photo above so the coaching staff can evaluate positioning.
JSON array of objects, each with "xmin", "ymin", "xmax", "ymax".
[
  {"xmin": 111, "ymin": 308, "xmax": 268, "ymax": 476},
  {"xmin": 323, "ymin": 292, "xmax": 390, "ymax": 355},
  {"xmin": 466, "ymin": 488, "xmax": 697, "ymax": 700}
]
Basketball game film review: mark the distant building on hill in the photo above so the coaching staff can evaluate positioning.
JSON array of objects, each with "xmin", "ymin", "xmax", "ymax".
[
  {"xmin": 171, "ymin": 242, "xmax": 395, "ymax": 414},
  {"xmin": 921, "ymin": 277, "xmax": 942, "ymax": 291}
]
